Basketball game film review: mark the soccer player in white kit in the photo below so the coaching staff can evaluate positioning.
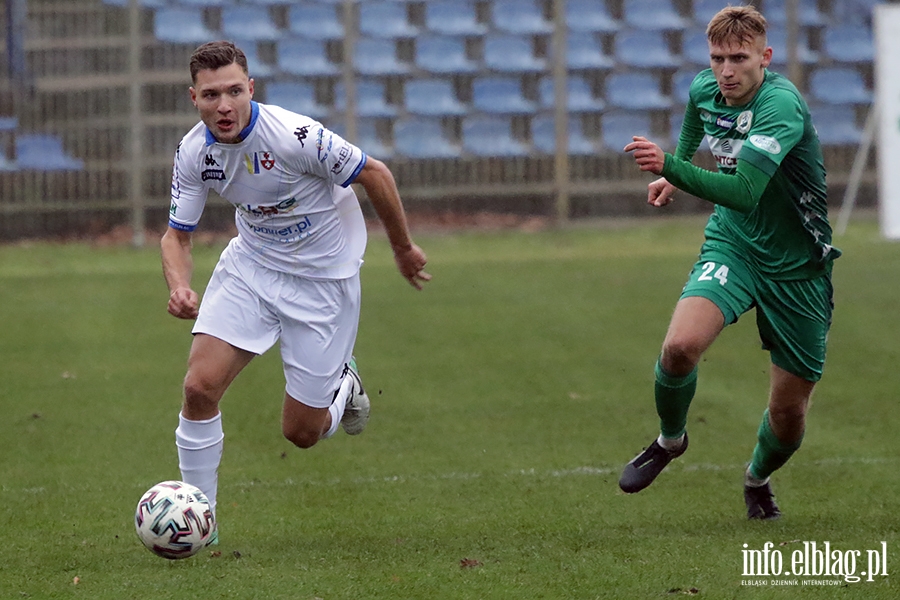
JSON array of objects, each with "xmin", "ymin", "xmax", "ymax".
[{"xmin": 161, "ymin": 41, "xmax": 430, "ymax": 543}]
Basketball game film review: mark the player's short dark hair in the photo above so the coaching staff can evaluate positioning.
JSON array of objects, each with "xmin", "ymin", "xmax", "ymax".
[
  {"xmin": 707, "ymin": 5, "xmax": 768, "ymax": 47},
  {"xmin": 189, "ymin": 41, "xmax": 249, "ymax": 83}
]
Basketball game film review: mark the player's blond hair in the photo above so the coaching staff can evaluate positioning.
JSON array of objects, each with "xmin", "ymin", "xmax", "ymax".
[{"xmin": 706, "ymin": 5, "xmax": 768, "ymax": 47}]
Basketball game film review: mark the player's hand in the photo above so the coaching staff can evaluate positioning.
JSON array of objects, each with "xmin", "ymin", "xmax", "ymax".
[
  {"xmin": 393, "ymin": 243, "xmax": 431, "ymax": 290},
  {"xmin": 647, "ymin": 177, "xmax": 677, "ymax": 208},
  {"xmin": 168, "ymin": 287, "xmax": 200, "ymax": 319},
  {"xmin": 624, "ymin": 136, "xmax": 666, "ymax": 175}
]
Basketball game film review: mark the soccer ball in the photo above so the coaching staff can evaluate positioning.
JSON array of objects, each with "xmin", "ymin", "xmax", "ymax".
[{"xmin": 134, "ymin": 480, "xmax": 215, "ymax": 559}]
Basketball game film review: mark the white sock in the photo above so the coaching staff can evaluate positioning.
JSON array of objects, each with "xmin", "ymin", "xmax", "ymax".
[
  {"xmin": 745, "ymin": 466, "xmax": 770, "ymax": 488},
  {"xmin": 657, "ymin": 433, "xmax": 685, "ymax": 451},
  {"xmin": 175, "ymin": 412, "xmax": 224, "ymax": 517},
  {"xmin": 322, "ymin": 375, "xmax": 353, "ymax": 439}
]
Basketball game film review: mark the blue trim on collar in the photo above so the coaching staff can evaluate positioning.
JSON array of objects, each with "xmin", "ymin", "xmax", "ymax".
[{"xmin": 205, "ymin": 101, "xmax": 260, "ymax": 146}]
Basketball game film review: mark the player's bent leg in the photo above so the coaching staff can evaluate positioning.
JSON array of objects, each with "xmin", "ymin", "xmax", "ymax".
[
  {"xmin": 282, "ymin": 393, "xmax": 331, "ymax": 449},
  {"xmin": 660, "ymin": 296, "xmax": 725, "ymax": 376},
  {"xmin": 182, "ymin": 333, "xmax": 256, "ymax": 420}
]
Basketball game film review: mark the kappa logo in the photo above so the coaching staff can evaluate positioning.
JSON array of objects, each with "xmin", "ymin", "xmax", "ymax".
[
  {"xmin": 294, "ymin": 126, "xmax": 309, "ymax": 147},
  {"xmin": 204, "ymin": 154, "xmax": 219, "ymax": 167}
]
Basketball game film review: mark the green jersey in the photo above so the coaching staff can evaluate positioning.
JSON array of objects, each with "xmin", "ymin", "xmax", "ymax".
[{"xmin": 664, "ymin": 69, "xmax": 841, "ymax": 280}]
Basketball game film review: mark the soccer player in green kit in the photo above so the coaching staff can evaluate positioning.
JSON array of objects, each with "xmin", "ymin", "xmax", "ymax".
[{"xmin": 620, "ymin": 5, "xmax": 840, "ymax": 519}]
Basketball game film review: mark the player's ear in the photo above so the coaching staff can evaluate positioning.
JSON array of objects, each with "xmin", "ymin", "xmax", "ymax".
[
  {"xmin": 189, "ymin": 86, "xmax": 197, "ymax": 107},
  {"xmin": 248, "ymin": 78, "xmax": 255, "ymax": 99},
  {"xmin": 760, "ymin": 45, "xmax": 773, "ymax": 68}
]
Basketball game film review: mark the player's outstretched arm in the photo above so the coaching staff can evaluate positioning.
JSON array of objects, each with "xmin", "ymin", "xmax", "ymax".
[
  {"xmin": 161, "ymin": 227, "xmax": 200, "ymax": 319},
  {"xmin": 354, "ymin": 158, "xmax": 431, "ymax": 290}
]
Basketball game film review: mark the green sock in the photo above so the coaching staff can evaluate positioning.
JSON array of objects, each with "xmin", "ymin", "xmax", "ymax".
[
  {"xmin": 654, "ymin": 358, "xmax": 698, "ymax": 439},
  {"xmin": 749, "ymin": 409, "xmax": 803, "ymax": 480}
]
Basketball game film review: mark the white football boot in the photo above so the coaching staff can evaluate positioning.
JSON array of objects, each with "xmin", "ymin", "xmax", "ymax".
[{"xmin": 340, "ymin": 357, "xmax": 370, "ymax": 435}]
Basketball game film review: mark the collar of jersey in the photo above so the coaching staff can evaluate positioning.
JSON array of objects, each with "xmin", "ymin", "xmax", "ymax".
[{"xmin": 205, "ymin": 101, "xmax": 260, "ymax": 146}]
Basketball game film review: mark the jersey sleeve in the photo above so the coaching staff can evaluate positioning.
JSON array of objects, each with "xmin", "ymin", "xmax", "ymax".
[
  {"xmin": 167, "ymin": 142, "xmax": 209, "ymax": 232},
  {"xmin": 737, "ymin": 89, "xmax": 804, "ymax": 177},
  {"xmin": 291, "ymin": 124, "xmax": 367, "ymax": 189}
]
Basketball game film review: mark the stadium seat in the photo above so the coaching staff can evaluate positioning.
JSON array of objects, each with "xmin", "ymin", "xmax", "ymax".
[
  {"xmin": 682, "ymin": 28, "xmax": 711, "ymax": 66},
  {"xmin": 288, "ymin": 3, "xmax": 344, "ymax": 40},
  {"xmin": 415, "ymin": 36, "xmax": 479, "ymax": 74},
  {"xmin": 222, "ymin": 6, "xmax": 281, "ymax": 42},
  {"xmin": 531, "ymin": 114, "xmax": 596, "ymax": 155},
  {"xmin": 564, "ymin": 32, "xmax": 615, "ymax": 70},
  {"xmin": 767, "ymin": 27, "xmax": 818, "ymax": 67},
  {"xmin": 831, "ymin": 0, "xmax": 879, "ymax": 25},
  {"xmin": 483, "ymin": 34, "xmax": 546, "ymax": 73},
  {"xmin": 359, "ymin": 2, "xmax": 418, "ymax": 39},
  {"xmin": 239, "ymin": 42, "xmax": 274, "ymax": 78},
  {"xmin": 472, "ymin": 77, "xmax": 537, "ymax": 115},
  {"xmin": 539, "ymin": 76, "xmax": 605, "ymax": 113},
  {"xmin": 823, "ymin": 25, "xmax": 875, "ymax": 64},
  {"xmin": 154, "ymin": 8, "xmax": 217, "ymax": 45},
  {"xmin": 354, "ymin": 38, "xmax": 410, "ymax": 76},
  {"xmin": 404, "ymin": 79, "xmax": 468, "ymax": 117},
  {"xmin": 565, "ymin": 0, "xmax": 621, "ymax": 34},
  {"xmin": 692, "ymin": 0, "xmax": 724, "ymax": 25},
  {"xmin": 809, "ymin": 67, "xmax": 872, "ymax": 105},
  {"xmin": 394, "ymin": 117, "xmax": 460, "ymax": 158},
  {"xmin": 622, "ymin": 0, "xmax": 687, "ymax": 31},
  {"xmin": 600, "ymin": 111, "xmax": 653, "ymax": 153},
  {"xmin": 809, "ymin": 104, "xmax": 863, "ymax": 145},
  {"xmin": 605, "ymin": 73, "xmax": 672, "ymax": 111},
  {"xmin": 277, "ymin": 39, "xmax": 338, "ymax": 77},
  {"xmin": 15, "ymin": 134, "xmax": 83, "ymax": 171},
  {"xmin": 355, "ymin": 119, "xmax": 393, "ymax": 160},
  {"xmin": 614, "ymin": 30, "xmax": 680, "ymax": 69},
  {"xmin": 765, "ymin": 0, "xmax": 827, "ymax": 27},
  {"xmin": 672, "ymin": 70, "xmax": 696, "ymax": 104},
  {"xmin": 424, "ymin": 1, "xmax": 487, "ymax": 36},
  {"xmin": 335, "ymin": 79, "xmax": 398, "ymax": 118},
  {"xmin": 178, "ymin": 0, "xmax": 232, "ymax": 6},
  {"xmin": 490, "ymin": 0, "xmax": 552, "ymax": 35},
  {"xmin": 462, "ymin": 116, "xmax": 528, "ymax": 156},
  {"xmin": 264, "ymin": 81, "xmax": 331, "ymax": 120}
]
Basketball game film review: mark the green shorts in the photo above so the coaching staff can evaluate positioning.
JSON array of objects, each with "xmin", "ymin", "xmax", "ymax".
[{"xmin": 680, "ymin": 247, "xmax": 834, "ymax": 382}]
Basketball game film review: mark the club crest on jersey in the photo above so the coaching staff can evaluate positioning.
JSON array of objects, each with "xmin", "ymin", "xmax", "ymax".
[
  {"xmin": 244, "ymin": 151, "xmax": 275, "ymax": 174},
  {"xmin": 736, "ymin": 110, "xmax": 753, "ymax": 134}
]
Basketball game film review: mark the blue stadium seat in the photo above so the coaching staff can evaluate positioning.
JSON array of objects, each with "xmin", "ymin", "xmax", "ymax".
[
  {"xmin": 483, "ymin": 34, "xmax": 546, "ymax": 73},
  {"xmin": 277, "ymin": 39, "xmax": 338, "ymax": 76},
  {"xmin": 672, "ymin": 70, "xmax": 696, "ymax": 104},
  {"xmin": 614, "ymin": 30, "xmax": 680, "ymax": 69},
  {"xmin": 531, "ymin": 114, "xmax": 596, "ymax": 155},
  {"xmin": 565, "ymin": 0, "xmax": 621, "ymax": 34},
  {"xmin": 831, "ymin": 0, "xmax": 879, "ymax": 25},
  {"xmin": 462, "ymin": 116, "xmax": 528, "ymax": 157},
  {"xmin": 490, "ymin": 0, "xmax": 552, "ymax": 35},
  {"xmin": 104, "ymin": 0, "xmax": 169, "ymax": 7},
  {"xmin": 809, "ymin": 104, "xmax": 863, "ymax": 145},
  {"xmin": 394, "ymin": 117, "xmax": 460, "ymax": 158},
  {"xmin": 564, "ymin": 32, "xmax": 615, "ymax": 70},
  {"xmin": 692, "ymin": 0, "xmax": 724, "ymax": 25},
  {"xmin": 605, "ymin": 73, "xmax": 672, "ymax": 111},
  {"xmin": 767, "ymin": 27, "xmax": 818, "ymax": 67},
  {"xmin": 335, "ymin": 79, "xmax": 398, "ymax": 118},
  {"xmin": 424, "ymin": 1, "xmax": 487, "ymax": 36},
  {"xmin": 682, "ymin": 28, "xmax": 711, "ymax": 66},
  {"xmin": 288, "ymin": 3, "xmax": 344, "ymax": 40},
  {"xmin": 622, "ymin": 0, "xmax": 687, "ymax": 32},
  {"xmin": 823, "ymin": 25, "xmax": 875, "ymax": 63},
  {"xmin": 359, "ymin": 2, "xmax": 418, "ymax": 39},
  {"xmin": 16, "ymin": 134, "xmax": 83, "ymax": 171},
  {"xmin": 404, "ymin": 79, "xmax": 468, "ymax": 117},
  {"xmin": 766, "ymin": 0, "xmax": 827, "ymax": 27},
  {"xmin": 809, "ymin": 67, "xmax": 872, "ymax": 105},
  {"xmin": 539, "ymin": 76, "xmax": 605, "ymax": 113},
  {"xmin": 264, "ymin": 81, "xmax": 331, "ymax": 120},
  {"xmin": 354, "ymin": 38, "xmax": 410, "ymax": 76},
  {"xmin": 154, "ymin": 8, "xmax": 216, "ymax": 44},
  {"xmin": 222, "ymin": 6, "xmax": 281, "ymax": 42},
  {"xmin": 239, "ymin": 42, "xmax": 274, "ymax": 78},
  {"xmin": 355, "ymin": 119, "xmax": 394, "ymax": 160},
  {"xmin": 600, "ymin": 111, "xmax": 653, "ymax": 152},
  {"xmin": 415, "ymin": 36, "xmax": 479, "ymax": 74},
  {"xmin": 472, "ymin": 77, "xmax": 537, "ymax": 115}
]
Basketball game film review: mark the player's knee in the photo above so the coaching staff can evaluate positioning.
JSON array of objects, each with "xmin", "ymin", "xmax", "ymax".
[
  {"xmin": 282, "ymin": 424, "xmax": 320, "ymax": 449},
  {"xmin": 660, "ymin": 340, "xmax": 702, "ymax": 375},
  {"xmin": 182, "ymin": 374, "xmax": 221, "ymax": 415}
]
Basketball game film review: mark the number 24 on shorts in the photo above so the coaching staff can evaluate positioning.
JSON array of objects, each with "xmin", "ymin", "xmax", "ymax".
[{"xmin": 698, "ymin": 261, "xmax": 729, "ymax": 286}]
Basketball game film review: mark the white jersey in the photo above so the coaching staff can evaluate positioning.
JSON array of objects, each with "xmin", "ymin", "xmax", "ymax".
[{"xmin": 169, "ymin": 101, "xmax": 368, "ymax": 279}]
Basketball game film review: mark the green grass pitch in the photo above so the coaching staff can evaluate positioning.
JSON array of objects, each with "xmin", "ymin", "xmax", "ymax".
[{"xmin": 0, "ymin": 216, "xmax": 896, "ymax": 599}]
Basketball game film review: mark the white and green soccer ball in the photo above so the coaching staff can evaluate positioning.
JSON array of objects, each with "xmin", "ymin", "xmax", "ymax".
[{"xmin": 134, "ymin": 480, "xmax": 214, "ymax": 559}]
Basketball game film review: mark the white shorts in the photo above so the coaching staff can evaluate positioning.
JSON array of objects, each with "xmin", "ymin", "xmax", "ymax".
[{"xmin": 193, "ymin": 242, "xmax": 361, "ymax": 408}]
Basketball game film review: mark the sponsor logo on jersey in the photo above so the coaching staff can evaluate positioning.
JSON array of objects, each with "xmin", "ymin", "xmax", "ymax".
[
  {"xmin": 316, "ymin": 127, "xmax": 333, "ymax": 162},
  {"xmin": 171, "ymin": 163, "xmax": 181, "ymax": 199},
  {"xmin": 201, "ymin": 169, "xmax": 226, "ymax": 181},
  {"xmin": 736, "ymin": 110, "xmax": 753, "ymax": 134},
  {"xmin": 331, "ymin": 143, "xmax": 351, "ymax": 175},
  {"xmin": 716, "ymin": 115, "xmax": 736, "ymax": 130},
  {"xmin": 244, "ymin": 151, "xmax": 275, "ymax": 174},
  {"xmin": 204, "ymin": 154, "xmax": 219, "ymax": 167},
  {"xmin": 294, "ymin": 125, "xmax": 309, "ymax": 147},
  {"xmin": 244, "ymin": 215, "xmax": 313, "ymax": 241},
  {"xmin": 749, "ymin": 134, "xmax": 781, "ymax": 155},
  {"xmin": 707, "ymin": 136, "xmax": 744, "ymax": 168},
  {"xmin": 169, "ymin": 202, "xmax": 177, "ymax": 216},
  {"xmin": 236, "ymin": 197, "xmax": 298, "ymax": 218}
]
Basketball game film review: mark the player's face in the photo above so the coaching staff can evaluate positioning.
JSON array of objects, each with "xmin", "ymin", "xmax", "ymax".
[
  {"xmin": 708, "ymin": 36, "xmax": 772, "ymax": 107},
  {"xmin": 190, "ymin": 62, "xmax": 254, "ymax": 144}
]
